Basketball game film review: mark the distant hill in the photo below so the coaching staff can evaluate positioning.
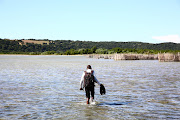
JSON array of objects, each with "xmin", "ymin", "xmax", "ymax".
[
  {"xmin": 53, "ymin": 40, "xmax": 180, "ymax": 50},
  {"xmin": 0, "ymin": 39, "xmax": 180, "ymax": 54}
]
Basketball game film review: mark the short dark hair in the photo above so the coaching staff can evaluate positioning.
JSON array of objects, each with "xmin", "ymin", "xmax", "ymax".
[{"xmin": 87, "ymin": 65, "xmax": 92, "ymax": 69}]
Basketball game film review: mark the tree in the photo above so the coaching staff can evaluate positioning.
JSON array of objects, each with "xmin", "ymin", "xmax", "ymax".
[{"xmin": 91, "ymin": 46, "xmax": 97, "ymax": 53}]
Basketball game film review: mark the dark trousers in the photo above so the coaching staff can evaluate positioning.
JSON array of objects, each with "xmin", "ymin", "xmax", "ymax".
[{"xmin": 85, "ymin": 86, "xmax": 94, "ymax": 99}]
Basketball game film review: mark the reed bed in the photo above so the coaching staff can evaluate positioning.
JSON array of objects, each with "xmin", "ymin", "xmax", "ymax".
[
  {"xmin": 88, "ymin": 53, "xmax": 180, "ymax": 62},
  {"xmin": 88, "ymin": 53, "xmax": 158, "ymax": 60},
  {"xmin": 158, "ymin": 53, "xmax": 180, "ymax": 62}
]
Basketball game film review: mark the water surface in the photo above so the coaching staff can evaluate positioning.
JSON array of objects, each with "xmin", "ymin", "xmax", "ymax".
[{"xmin": 0, "ymin": 55, "xmax": 180, "ymax": 119}]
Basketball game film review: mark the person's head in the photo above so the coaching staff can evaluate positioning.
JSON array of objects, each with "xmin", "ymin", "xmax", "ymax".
[{"xmin": 87, "ymin": 65, "xmax": 92, "ymax": 69}]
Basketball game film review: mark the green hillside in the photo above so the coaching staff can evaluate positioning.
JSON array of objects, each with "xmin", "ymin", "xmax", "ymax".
[{"xmin": 0, "ymin": 39, "xmax": 180, "ymax": 55}]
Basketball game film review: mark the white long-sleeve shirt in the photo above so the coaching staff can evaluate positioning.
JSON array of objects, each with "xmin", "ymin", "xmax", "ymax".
[{"xmin": 80, "ymin": 69, "xmax": 101, "ymax": 88}]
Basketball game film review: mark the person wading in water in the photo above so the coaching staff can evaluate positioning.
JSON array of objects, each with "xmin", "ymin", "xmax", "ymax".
[{"xmin": 80, "ymin": 65, "xmax": 103, "ymax": 104}]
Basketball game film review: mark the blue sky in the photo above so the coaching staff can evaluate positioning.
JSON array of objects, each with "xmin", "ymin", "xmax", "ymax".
[{"xmin": 0, "ymin": 0, "xmax": 180, "ymax": 43}]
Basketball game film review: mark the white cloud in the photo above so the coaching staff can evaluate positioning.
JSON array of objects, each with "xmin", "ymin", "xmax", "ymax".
[{"xmin": 152, "ymin": 35, "xmax": 180, "ymax": 43}]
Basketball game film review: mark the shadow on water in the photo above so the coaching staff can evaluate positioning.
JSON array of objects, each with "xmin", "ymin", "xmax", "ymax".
[{"xmin": 97, "ymin": 101, "xmax": 132, "ymax": 106}]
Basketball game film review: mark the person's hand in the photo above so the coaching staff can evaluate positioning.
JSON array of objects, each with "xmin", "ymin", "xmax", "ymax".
[{"xmin": 80, "ymin": 88, "xmax": 83, "ymax": 90}]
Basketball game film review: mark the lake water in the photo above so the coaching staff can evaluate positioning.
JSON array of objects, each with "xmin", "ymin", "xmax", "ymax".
[{"xmin": 0, "ymin": 55, "xmax": 180, "ymax": 120}]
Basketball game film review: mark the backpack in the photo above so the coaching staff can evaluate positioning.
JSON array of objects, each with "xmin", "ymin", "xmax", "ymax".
[{"xmin": 84, "ymin": 71, "xmax": 94, "ymax": 88}]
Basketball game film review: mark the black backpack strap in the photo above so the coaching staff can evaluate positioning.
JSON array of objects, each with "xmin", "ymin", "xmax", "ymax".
[
  {"xmin": 90, "ymin": 70, "xmax": 95, "ymax": 83},
  {"xmin": 84, "ymin": 71, "xmax": 87, "ymax": 79}
]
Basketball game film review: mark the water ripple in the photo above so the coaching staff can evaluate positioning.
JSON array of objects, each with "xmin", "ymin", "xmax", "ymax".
[{"xmin": 0, "ymin": 55, "xmax": 180, "ymax": 119}]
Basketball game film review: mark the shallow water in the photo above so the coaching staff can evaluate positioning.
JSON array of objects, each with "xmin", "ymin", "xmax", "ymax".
[{"xmin": 0, "ymin": 55, "xmax": 180, "ymax": 119}]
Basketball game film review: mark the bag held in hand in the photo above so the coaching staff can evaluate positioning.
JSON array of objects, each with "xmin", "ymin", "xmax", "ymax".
[{"xmin": 100, "ymin": 84, "xmax": 106, "ymax": 95}]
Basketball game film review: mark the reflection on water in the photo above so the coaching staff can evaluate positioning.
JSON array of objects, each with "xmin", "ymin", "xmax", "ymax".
[{"xmin": 0, "ymin": 55, "xmax": 180, "ymax": 119}]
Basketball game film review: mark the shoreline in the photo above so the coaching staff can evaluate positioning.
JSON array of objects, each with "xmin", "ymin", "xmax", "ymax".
[
  {"xmin": 1, "ymin": 53, "xmax": 180, "ymax": 62},
  {"xmin": 0, "ymin": 54, "xmax": 84, "ymax": 56},
  {"xmin": 88, "ymin": 53, "xmax": 180, "ymax": 62}
]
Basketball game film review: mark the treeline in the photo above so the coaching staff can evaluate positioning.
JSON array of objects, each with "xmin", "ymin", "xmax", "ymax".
[{"xmin": 0, "ymin": 39, "xmax": 180, "ymax": 55}]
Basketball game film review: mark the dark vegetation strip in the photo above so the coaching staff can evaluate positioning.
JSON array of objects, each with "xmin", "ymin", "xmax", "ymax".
[{"xmin": 0, "ymin": 39, "xmax": 180, "ymax": 55}]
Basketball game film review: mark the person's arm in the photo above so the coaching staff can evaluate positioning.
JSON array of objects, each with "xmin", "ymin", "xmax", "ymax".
[
  {"xmin": 93, "ymin": 71, "xmax": 101, "ymax": 85},
  {"xmin": 80, "ymin": 72, "xmax": 85, "ymax": 89}
]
